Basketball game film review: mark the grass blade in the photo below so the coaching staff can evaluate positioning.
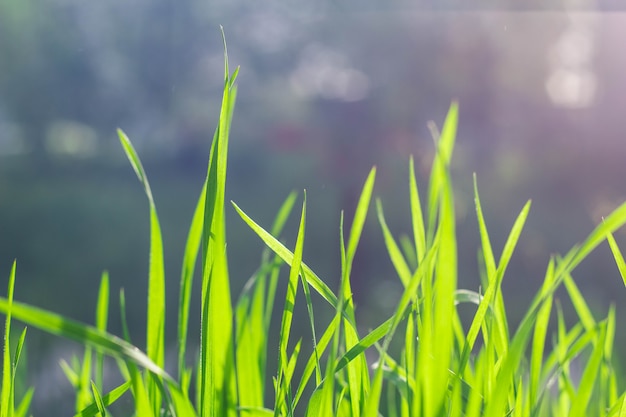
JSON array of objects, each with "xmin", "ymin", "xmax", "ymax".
[
  {"xmin": 1, "ymin": 260, "xmax": 17, "ymax": 417},
  {"xmin": 606, "ymin": 230, "xmax": 626, "ymax": 288},
  {"xmin": 232, "ymin": 202, "xmax": 339, "ymax": 311},
  {"xmin": 409, "ymin": 155, "xmax": 427, "ymax": 263},
  {"xmin": 95, "ymin": 272, "xmax": 109, "ymax": 391},
  {"xmin": 178, "ymin": 187, "xmax": 206, "ymax": 380},
  {"xmin": 377, "ymin": 199, "xmax": 412, "ymax": 287},
  {"xmin": 0, "ymin": 297, "xmax": 174, "ymax": 384},
  {"xmin": 118, "ymin": 128, "xmax": 165, "ymax": 415},
  {"xmin": 90, "ymin": 381, "xmax": 106, "ymax": 417},
  {"xmin": 568, "ymin": 322, "xmax": 607, "ymax": 417},
  {"xmin": 275, "ymin": 194, "xmax": 306, "ymax": 415},
  {"xmin": 342, "ymin": 167, "xmax": 376, "ymax": 417},
  {"xmin": 199, "ymin": 27, "xmax": 238, "ymax": 416},
  {"xmin": 74, "ymin": 381, "xmax": 131, "ymax": 417}
]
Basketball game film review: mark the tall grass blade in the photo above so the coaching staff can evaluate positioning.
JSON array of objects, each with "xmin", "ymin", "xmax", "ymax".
[
  {"xmin": 199, "ymin": 27, "xmax": 238, "ymax": 417},
  {"xmin": 1, "ymin": 260, "xmax": 17, "ymax": 417},
  {"xmin": 275, "ymin": 195, "xmax": 306, "ymax": 415},
  {"xmin": 341, "ymin": 167, "xmax": 376, "ymax": 417},
  {"xmin": 426, "ymin": 101, "xmax": 458, "ymax": 244},
  {"xmin": 529, "ymin": 258, "xmax": 555, "ymax": 410},
  {"xmin": 409, "ymin": 155, "xmax": 427, "ymax": 264},
  {"xmin": 95, "ymin": 272, "xmax": 109, "ymax": 390},
  {"xmin": 235, "ymin": 192, "xmax": 298, "ymax": 412},
  {"xmin": 117, "ymin": 128, "xmax": 165, "ymax": 415},
  {"xmin": 178, "ymin": 187, "xmax": 206, "ymax": 380},
  {"xmin": 459, "ymin": 198, "xmax": 531, "ymax": 375}
]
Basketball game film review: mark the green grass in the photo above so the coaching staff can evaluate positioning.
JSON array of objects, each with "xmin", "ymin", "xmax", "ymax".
[{"xmin": 3, "ymin": 30, "xmax": 626, "ymax": 416}]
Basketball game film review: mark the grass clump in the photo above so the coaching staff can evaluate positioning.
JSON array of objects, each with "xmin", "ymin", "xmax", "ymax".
[{"xmin": 3, "ymin": 31, "xmax": 626, "ymax": 416}]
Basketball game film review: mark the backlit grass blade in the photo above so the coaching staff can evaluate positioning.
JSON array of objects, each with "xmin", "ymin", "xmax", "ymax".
[
  {"xmin": 292, "ymin": 314, "xmax": 338, "ymax": 408},
  {"xmin": 95, "ymin": 272, "xmax": 109, "ymax": 391},
  {"xmin": 556, "ymin": 200, "xmax": 626, "ymax": 283},
  {"xmin": 1, "ymin": 260, "xmax": 17, "ymax": 417},
  {"xmin": 235, "ymin": 193, "xmax": 297, "ymax": 411},
  {"xmin": 14, "ymin": 387, "xmax": 32, "ymax": 417},
  {"xmin": 363, "ymin": 242, "xmax": 439, "ymax": 416},
  {"xmin": 428, "ymin": 165, "xmax": 456, "ymax": 417},
  {"xmin": 606, "ymin": 230, "xmax": 626, "ymax": 288},
  {"xmin": 118, "ymin": 128, "xmax": 165, "ymax": 415},
  {"xmin": 341, "ymin": 167, "xmax": 376, "ymax": 417},
  {"xmin": 117, "ymin": 290, "xmax": 154, "ymax": 417},
  {"xmin": 345, "ymin": 167, "xmax": 376, "ymax": 271},
  {"xmin": 300, "ymin": 261, "xmax": 321, "ymax": 387},
  {"xmin": 377, "ymin": 199, "xmax": 412, "ymax": 287},
  {"xmin": 232, "ymin": 202, "xmax": 339, "ymax": 310},
  {"xmin": 0, "ymin": 297, "xmax": 174, "ymax": 384},
  {"xmin": 275, "ymin": 194, "xmax": 306, "ymax": 415},
  {"xmin": 459, "ymin": 198, "xmax": 531, "ymax": 375},
  {"xmin": 77, "ymin": 346, "xmax": 93, "ymax": 411},
  {"xmin": 262, "ymin": 191, "xmax": 298, "ymax": 331},
  {"xmin": 529, "ymin": 258, "xmax": 555, "ymax": 409},
  {"xmin": 199, "ymin": 27, "xmax": 238, "ymax": 417},
  {"xmin": 482, "ymin": 261, "xmax": 562, "ymax": 417},
  {"xmin": 90, "ymin": 382, "xmax": 106, "ymax": 417},
  {"xmin": 563, "ymin": 272, "xmax": 596, "ymax": 331},
  {"xmin": 472, "ymin": 174, "xmax": 496, "ymax": 284},
  {"xmin": 178, "ymin": 187, "xmax": 206, "ymax": 379},
  {"xmin": 569, "ymin": 322, "xmax": 607, "ymax": 417},
  {"xmin": 426, "ymin": 102, "xmax": 458, "ymax": 244},
  {"xmin": 74, "ymin": 380, "xmax": 131, "ymax": 417},
  {"xmin": 409, "ymin": 155, "xmax": 427, "ymax": 265}
]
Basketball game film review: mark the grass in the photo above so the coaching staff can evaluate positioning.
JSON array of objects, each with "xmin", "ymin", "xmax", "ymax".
[{"xmin": 3, "ymin": 30, "xmax": 626, "ymax": 416}]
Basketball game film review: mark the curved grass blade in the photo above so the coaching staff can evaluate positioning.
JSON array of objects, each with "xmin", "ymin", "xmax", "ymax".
[
  {"xmin": 377, "ymin": 200, "xmax": 412, "ymax": 287},
  {"xmin": 118, "ymin": 128, "xmax": 165, "ymax": 414},
  {"xmin": 0, "ymin": 298, "xmax": 174, "ymax": 384}
]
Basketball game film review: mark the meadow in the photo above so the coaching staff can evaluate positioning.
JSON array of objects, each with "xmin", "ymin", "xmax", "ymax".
[{"xmin": 2, "ymin": 33, "xmax": 626, "ymax": 417}]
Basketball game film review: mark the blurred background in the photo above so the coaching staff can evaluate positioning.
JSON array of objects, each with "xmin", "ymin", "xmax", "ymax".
[{"xmin": 2, "ymin": 0, "xmax": 626, "ymax": 413}]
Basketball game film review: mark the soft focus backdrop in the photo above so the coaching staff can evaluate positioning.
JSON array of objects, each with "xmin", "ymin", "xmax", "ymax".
[{"xmin": 2, "ymin": 1, "xmax": 626, "ymax": 413}]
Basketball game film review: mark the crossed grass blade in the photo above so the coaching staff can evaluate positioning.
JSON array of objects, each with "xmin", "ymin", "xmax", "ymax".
[
  {"xmin": 235, "ymin": 192, "xmax": 298, "ymax": 412},
  {"xmin": 338, "ymin": 167, "xmax": 376, "ymax": 417},
  {"xmin": 0, "ymin": 297, "xmax": 174, "ymax": 383},
  {"xmin": 274, "ymin": 194, "xmax": 306, "ymax": 416}
]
